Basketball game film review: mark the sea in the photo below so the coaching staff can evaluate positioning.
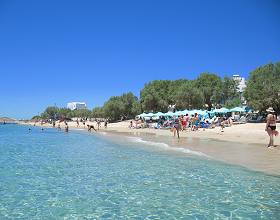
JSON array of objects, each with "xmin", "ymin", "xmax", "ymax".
[{"xmin": 0, "ymin": 124, "xmax": 279, "ymax": 219}]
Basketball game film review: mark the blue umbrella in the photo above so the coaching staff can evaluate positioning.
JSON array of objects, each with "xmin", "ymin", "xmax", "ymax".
[
  {"xmin": 230, "ymin": 107, "xmax": 245, "ymax": 112},
  {"xmin": 213, "ymin": 108, "xmax": 230, "ymax": 114}
]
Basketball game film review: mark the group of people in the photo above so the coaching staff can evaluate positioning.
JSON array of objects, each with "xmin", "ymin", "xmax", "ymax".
[
  {"xmin": 36, "ymin": 118, "xmax": 109, "ymax": 133},
  {"xmin": 130, "ymin": 113, "xmax": 235, "ymax": 138}
]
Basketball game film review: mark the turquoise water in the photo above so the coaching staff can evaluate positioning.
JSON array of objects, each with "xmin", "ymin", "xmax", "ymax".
[{"xmin": 0, "ymin": 124, "xmax": 279, "ymax": 219}]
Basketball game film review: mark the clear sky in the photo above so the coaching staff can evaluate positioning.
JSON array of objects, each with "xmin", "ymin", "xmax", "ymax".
[{"xmin": 0, "ymin": 0, "xmax": 279, "ymax": 119}]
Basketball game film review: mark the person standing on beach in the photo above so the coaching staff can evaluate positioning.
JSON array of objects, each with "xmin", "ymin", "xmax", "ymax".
[
  {"xmin": 173, "ymin": 118, "xmax": 180, "ymax": 138},
  {"xmin": 265, "ymin": 107, "xmax": 278, "ymax": 147},
  {"xmin": 76, "ymin": 119, "xmax": 79, "ymax": 127},
  {"xmin": 97, "ymin": 120, "xmax": 101, "ymax": 130}
]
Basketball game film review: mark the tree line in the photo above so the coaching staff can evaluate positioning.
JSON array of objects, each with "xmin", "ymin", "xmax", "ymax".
[{"xmin": 33, "ymin": 61, "xmax": 280, "ymax": 122}]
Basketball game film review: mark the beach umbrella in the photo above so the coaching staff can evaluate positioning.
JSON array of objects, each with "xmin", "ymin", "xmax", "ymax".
[
  {"xmin": 213, "ymin": 108, "xmax": 230, "ymax": 114},
  {"xmin": 230, "ymin": 107, "xmax": 245, "ymax": 112},
  {"xmin": 145, "ymin": 112, "xmax": 154, "ymax": 117},
  {"xmin": 164, "ymin": 112, "xmax": 174, "ymax": 116},
  {"xmin": 182, "ymin": 110, "xmax": 189, "ymax": 115},
  {"xmin": 175, "ymin": 110, "xmax": 184, "ymax": 116},
  {"xmin": 138, "ymin": 113, "xmax": 147, "ymax": 117},
  {"xmin": 154, "ymin": 112, "xmax": 164, "ymax": 116},
  {"xmin": 138, "ymin": 112, "xmax": 152, "ymax": 117},
  {"xmin": 196, "ymin": 110, "xmax": 207, "ymax": 115}
]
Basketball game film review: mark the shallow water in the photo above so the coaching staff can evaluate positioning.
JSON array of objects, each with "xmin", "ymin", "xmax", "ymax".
[{"xmin": 0, "ymin": 124, "xmax": 279, "ymax": 219}]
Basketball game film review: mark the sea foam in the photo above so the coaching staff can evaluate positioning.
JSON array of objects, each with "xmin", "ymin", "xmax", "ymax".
[{"xmin": 127, "ymin": 137, "xmax": 210, "ymax": 158}]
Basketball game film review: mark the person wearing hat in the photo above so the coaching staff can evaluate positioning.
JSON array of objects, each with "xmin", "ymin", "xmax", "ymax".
[{"xmin": 265, "ymin": 107, "xmax": 278, "ymax": 147}]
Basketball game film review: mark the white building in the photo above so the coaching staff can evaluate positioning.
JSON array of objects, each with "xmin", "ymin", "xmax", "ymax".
[
  {"xmin": 232, "ymin": 74, "xmax": 246, "ymax": 93},
  {"xmin": 232, "ymin": 74, "xmax": 247, "ymax": 104},
  {"xmin": 67, "ymin": 102, "xmax": 87, "ymax": 110}
]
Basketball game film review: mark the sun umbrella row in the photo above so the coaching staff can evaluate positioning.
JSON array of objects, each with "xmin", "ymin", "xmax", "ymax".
[{"xmin": 137, "ymin": 107, "xmax": 246, "ymax": 118}]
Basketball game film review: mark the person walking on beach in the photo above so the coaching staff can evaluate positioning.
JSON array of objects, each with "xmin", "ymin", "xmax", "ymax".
[
  {"xmin": 265, "ymin": 107, "xmax": 278, "ymax": 147},
  {"xmin": 97, "ymin": 120, "xmax": 101, "ymax": 130},
  {"xmin": 65, "ymin": 121, "xmax": 69, "ymax": 132},
  {"xmin": 87, "ymin": 124, "xmax": 97, "ymax": 132},
  {"xmin": 173, "ymin": 118, "xmax": 180, "ymax": 138}
]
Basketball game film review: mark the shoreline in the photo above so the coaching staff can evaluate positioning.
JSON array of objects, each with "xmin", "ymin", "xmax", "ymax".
[{"xmin": 18, "ymin": 121, "xmax": 280, "ymax": 176}]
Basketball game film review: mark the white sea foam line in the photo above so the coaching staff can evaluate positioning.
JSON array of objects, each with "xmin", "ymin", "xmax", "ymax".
[{"xmin": 127, "ymin": 137, "xmax": 210, "ymax": 158}]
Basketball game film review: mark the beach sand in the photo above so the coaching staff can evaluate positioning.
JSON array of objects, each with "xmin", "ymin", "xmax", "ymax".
[{"xmin": 20, "ymin": 120, "xmax": 280, "ymax": 175}]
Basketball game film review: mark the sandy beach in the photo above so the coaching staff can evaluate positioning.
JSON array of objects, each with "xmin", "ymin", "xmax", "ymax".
[{"xmin": 19, "ymin": 120, "xmax": 280, "ymax": 176}]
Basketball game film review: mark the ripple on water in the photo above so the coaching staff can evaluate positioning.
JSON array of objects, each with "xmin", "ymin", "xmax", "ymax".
[{"xmin": 0, "ymin": 124, "xmax": 280, "ymax": 219}]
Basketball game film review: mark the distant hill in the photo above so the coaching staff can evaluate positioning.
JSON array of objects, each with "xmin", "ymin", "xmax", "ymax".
[{"xmin": 0, "ymin": 117, "xmax": 17, "ymax": 123}]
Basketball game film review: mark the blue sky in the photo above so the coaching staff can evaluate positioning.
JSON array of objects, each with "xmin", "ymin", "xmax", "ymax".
[{"xmin": 0, "ymin": 0, "xmax": 279, "ymax": 119}]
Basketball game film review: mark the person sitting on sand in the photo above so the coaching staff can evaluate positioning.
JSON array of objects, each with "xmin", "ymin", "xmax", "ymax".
[{"xmin": 265, "ymin": 107, "xmax": 278, "ymax": 147}]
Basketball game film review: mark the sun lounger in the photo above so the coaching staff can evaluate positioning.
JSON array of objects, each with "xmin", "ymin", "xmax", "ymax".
[
  {"xmin": 247, "ymin": 115, "xmax": 264, "ymax": 123},
  {"xmin": 233, "ymin": 116, "xmax": 247, "ymax": 124}
]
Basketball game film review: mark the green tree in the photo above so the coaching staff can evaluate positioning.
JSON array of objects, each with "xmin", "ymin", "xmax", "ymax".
[
  {"xmin": 222, "ymin": 76, "xmax": 239, "ymax": 104},
  {"xmin": 244, "ymin": 62, "xmax": 280, "ymax": 113},
  {"xmin": 58, "ymin": 108, "xmax": 72, "ymax": 119},
  {"xmin": 92, "ymin": 107, "xmax": 105, "ymax": 118},
  {"xmin": 225, "ymin": 97, "xmax": 242, "ymax": 109},
  {"xmin": 195, "ymin": 73, "xmax": 223, "ymax": 110},
  {"xmin": 73, "ymin": 109, "xmax": 92, "ymax": 118},
  {"xmin": 41, "ymin": 106, "xmax": 59, "ymax": 120},
  {"xmin": 103, "ymin": 96, "xmax": 124, "ymax": 121},
  {"xmin": 174, "ymin": 81, "xmax": 204, "ymax": 109},
  {"xmin": 140, "ymin": 80, "xmax": 182, "ymax": 112},
  {"xmin": 103, "ymin": 92, "xmax": 138, "ymax": 121}
]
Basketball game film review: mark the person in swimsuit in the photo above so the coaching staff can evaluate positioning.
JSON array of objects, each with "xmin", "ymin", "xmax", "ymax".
[
  {"xmin": 265, "ymin": 107, "xmax": 277, "ymax": 147},
  {"xmin": 173, "ymin": 118, "xmax": 180, "ymax": 138}
]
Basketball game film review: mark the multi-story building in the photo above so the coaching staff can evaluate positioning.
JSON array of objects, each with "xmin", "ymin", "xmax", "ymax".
[
  {"xmin": 232, "ymin": 74, "xmax": 246, "ymax": 104},
  {"xmin": 67, "ymin": 102, "xmax": 87, "ymax": 110}
]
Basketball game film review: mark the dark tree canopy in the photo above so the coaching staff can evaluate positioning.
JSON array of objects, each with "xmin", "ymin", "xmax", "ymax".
[
  {"xmin": 195, "ymin": 73, "xmax": 223, "ymax": 110},
  {"xmin": 244, "ymin": 62, "xmax": 280, "ymax": 113}
]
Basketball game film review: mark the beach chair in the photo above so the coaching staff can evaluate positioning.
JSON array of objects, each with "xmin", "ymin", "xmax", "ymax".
[
  {"xmin": 247, "ymin": 115, "xmax": 264, "ymax": 123},
  {"xmin": 233, "ymin": 116, "xmax": 247, "ymax": 124}
]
